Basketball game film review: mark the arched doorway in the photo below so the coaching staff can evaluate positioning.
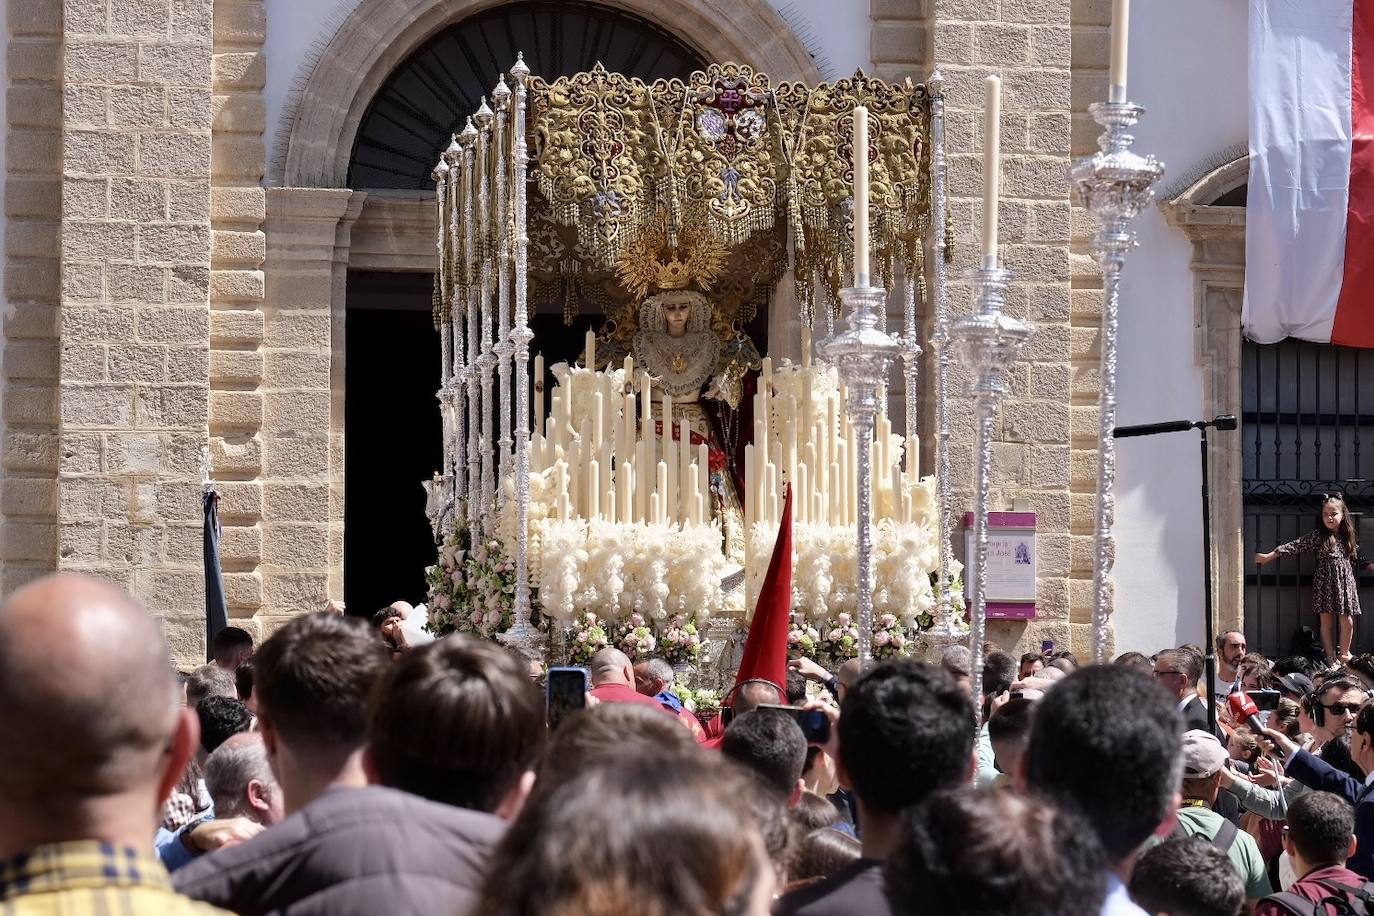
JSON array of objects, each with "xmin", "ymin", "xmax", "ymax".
[{"xmin": 343, "ymin": 3, "xmax": 709, "ymax": 614}]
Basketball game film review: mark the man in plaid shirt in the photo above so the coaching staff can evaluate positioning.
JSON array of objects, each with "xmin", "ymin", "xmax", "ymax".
[{"xmin": 0, "ymin": 573, "xmax": 228, "ymax": 915}]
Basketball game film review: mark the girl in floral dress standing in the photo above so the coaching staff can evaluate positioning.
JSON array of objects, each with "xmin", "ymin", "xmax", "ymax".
[{"xmin": 1256, "ymin": 495, "xmax": 1374, "ymax": 663}]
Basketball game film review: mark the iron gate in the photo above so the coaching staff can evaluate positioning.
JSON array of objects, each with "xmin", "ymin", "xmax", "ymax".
[{"xmin": 1243, "ymin": 339, "xmax": 1374, "ymax": 656}]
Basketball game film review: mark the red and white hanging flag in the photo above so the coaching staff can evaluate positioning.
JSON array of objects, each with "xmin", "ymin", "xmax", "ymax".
[{"xmin": 1245, "ymin": 0, "xmax": 1374, "ymax": 346}]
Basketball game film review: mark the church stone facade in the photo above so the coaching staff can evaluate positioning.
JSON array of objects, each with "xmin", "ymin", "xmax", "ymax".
[{"xmin": 1, "ymin": 0, "xmax": 1142, "ymax": 663}]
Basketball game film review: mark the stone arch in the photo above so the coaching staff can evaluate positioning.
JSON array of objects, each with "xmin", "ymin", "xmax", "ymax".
[{"xmin": 278, "ymin": 0, "xmax": 825, "ymax": 188}]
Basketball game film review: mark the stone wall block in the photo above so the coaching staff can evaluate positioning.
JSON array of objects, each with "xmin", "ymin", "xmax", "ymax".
[
  {"xmin": 10, "ymin": 177, "xmax": 63, "ymax": 219},
  {"xmin": 8, "ymin": 128, "xmax": 61, "ymax": 174},
  {"xmin": 107, "ymin": 264, "xmax": 166, "ymax": 302},
  {"xmin": 135, "ymin": 304, "xmax": 209, "ymax": 343},
  {"xmin": 138, "ymin": 42, "xmax": 213, "ymax": 86},
  {"xmin": 209, "ymin": 349, "xmax": 262, "ymax": 384},
  {"xmin": 64, "ymin": 41, "xmax": 139, "ymax": 83},
  {"xmin": 5, "ymin": 432, "xmax": 59, "ymax": 473},
  {"xmin": 109, "ymin": 86, "xmax": 167, "ymax": 128},
  {"xmin": 108, "ymin": 177, "xmax": 166, "ymax": 222},
  {"xmin": 208, "ymin": 389, "xmax": 262, "ymax": 428},
  {"xmin": 4, "ymin": 522, "xmax": 58, "ymax": 563},
  {"xmin": 213, "ymin": 1, "xmax": 266, "ymax": 44},
  {"xmin": 61, "ymin": 384, "xmax": 135, "ymax": 427},
  {"xmin": 209, "ymin": 307, "xmax": 264, "ymax": 344},
  {"xmin": 10, "ymin": 39, "xmax": 63, "ymax": 82},
  {"xmin": 262, "ymin": 524, "xmax": 330, "ymax": 570},
  {"xmin": 219, "ymin": 522, "xmax": 262, "ymax": 564},
  {"xmin": 208, "ymin": 433, "xmax": 261, "ymax": 474},
  {"xmin": 4, "ymin": 385, "xmax": 59, "ymax": 426},
  {"xmin": 138, "ymin": 133, "xmax": 212, "ymax": 179},
  {"xmin": 106, "ymin": 344, "xmax": 166, "ymax": 383},
  {"xmin": 168, "ymin": 87, "xmax": 214, "ymax": 128},
  {"xmin": 209, "ymin": 269, "xmax": 264, "ymax": 302},
  {"xmin": 210, "ymin": 186, "xmax": 265, "ymax": 223},
  {"xmin": 211, "ymin": 228, "xmax": 265, "ymax": 263},
  {"xmin": 171, "ymin": 0, "xmax": 215, "ymax": 40},
  {"xmin": 168, "ymin": 180, "xmax": 212, "ymax": 221},
  {"xmin": 212, "ymin": 93, "xmax": 265, "ymax": 133},
  {"xmin": 223, "ymin": 571, "xmax": 263, "ymax": 608},
  {"xmin": 211, "ymin": 51, "xmax": 265, "ymax": 90},
  {"xmin": 210, "ymin": 136, "xmax": 265, "ymax": 180}
]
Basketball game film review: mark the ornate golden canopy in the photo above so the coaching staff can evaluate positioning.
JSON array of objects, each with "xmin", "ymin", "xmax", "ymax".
[{"xmin": 436, "ymin": 60, "xmax": 940, "ymax": 352}]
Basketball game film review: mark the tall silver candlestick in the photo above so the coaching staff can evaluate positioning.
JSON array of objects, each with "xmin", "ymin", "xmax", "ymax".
[
  {"xmin": 445, "ymin": 136, "xmax": 466, "ymax": 520},
  {"xmin": 820, "ymin": 284, "xmax": 901, "ymax": 665},
  {"xmin": 499, "ymin": 53, "xmax": 543, "ymax": 653},
  {"xmin": 953, "ymin": 258, "xmax": 1031, "ymax": 719},
  {"xmin": 493, "ymin": 76, "xmax": 514, "ymax": 489},
  {"xmin": 925, "ymin": 70, "xmax": 962, "ymax": 641},
  {"xmin": 1068, "ymin": 101, "xmax": 1163, "ymax": 662},
  {"xmin": 460, "ymin": 118, "xmax": 480, "ymax": 538},
  {"xmin": 475, "ymin": 98, "xmax": 497, "ymax": 532}
]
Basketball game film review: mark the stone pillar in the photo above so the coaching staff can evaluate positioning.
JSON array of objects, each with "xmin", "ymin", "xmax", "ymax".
[
  {"xmin": 2, "ymin": 0, "xmax": 63, "ymax": 591},
  {"xmin": 58, "ymin": 0, "xmax": 215, "ymax": 656},
  {"xmin": 929, "ymin": 0, "xmax": 1082, "ymax": 652},
  {"xmin": 259, "ymin": 188, "xmax": 363, "ymax": 627},
  {"xmin": 209, "ymin": 0, "xmax": 268, "ymax": 626}
]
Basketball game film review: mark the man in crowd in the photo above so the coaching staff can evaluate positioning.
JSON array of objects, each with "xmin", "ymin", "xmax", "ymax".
[
  {"xmin": 1128, "ymin": 838, "xmax": 1245, "ymax": 916},
  {"xmin": 1265, "ymin": 700, "xmax": 1374, "ymax": 878},
  {"xmin": 1153, "ymin": 648, "xmax": 1213, "ymax": 733},
  {"xmin": 195, "ymin": 695, "xmax": 253, "ymax": 760},
  {"xmin": 634, "ymin": 656, "xmax": 706, "ymax": 741},
  {"xmin": 211, "ymin": 626, "xmax": 254, "ymax": 671},
  {"xmin": 940, "ymin": 645, "xmax": 972, "ymax": 695},
  {"xmin": 789, "ymin": 656, "xmax": 864, "ymax": 703},
  {"xmin": 720, "ymin": 709, "xmax": 808, "ymax": 806},
  {"xmin": 204, "ymin": 733, "xmax": 283, "ymax": 829},
  {"xmin": 590, "ymin": 647, "xmax": 675, "ymax": 711},
  {"xmin": 1018, "ymin": 652, "xmax": 1045, "ymax": 680},
  {"xmin": 776, "ymin": 660, "xmax": 976, "ymax": 915},
  {"xmin": 1214, "ymin": 630, "xmax": 1247, "ymax": 697},
  {"xmin": 177, "ymin": 632, "xmax": 538, "ymax": 914},
  {"xmin": 1257, "ymin": 791, "xmax": 1369, "ymax": 914},
  {"xmin": 186, "ymin": 663, "xmax": 237, "ymax": 709},
  {"xmin": 987, "ymin": 697, "xmax": 1036, "ymax": 786},
  {"xmin": 1165, "ymin": 730, "xmax": 1271, "ymax": 904},
  {"xmin": 1024, "ymin": 665, "xmax": 1184, "ymax": 916},
  {"xmin": 0, "ymin": 573, "xmax": 223, "ymax": 913}
]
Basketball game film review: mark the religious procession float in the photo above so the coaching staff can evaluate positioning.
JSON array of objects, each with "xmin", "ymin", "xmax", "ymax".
[{"xmin": 420, "ymin": 54, "xmax": 978, "ymax": 693}]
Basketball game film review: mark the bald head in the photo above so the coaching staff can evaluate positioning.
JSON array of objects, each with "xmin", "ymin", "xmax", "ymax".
[
  {"xmin": 590, "ymin": 647, "xmax": 634, "ymax": 687},
  {"xmin": 0, "ymin": 574, "xmax": 192, "ymax": 850},
  {"xmin": 734, "ymin": 680, "xmax": 784, "ymax": 717}
]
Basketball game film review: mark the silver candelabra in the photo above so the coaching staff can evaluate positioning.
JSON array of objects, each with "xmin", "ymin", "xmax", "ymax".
[
  {"xmin": 924, "ymin": 71, "xmax": 963, "ymax": 644},
  {"xmin": 820, "ymin": 284, "xmax": 902, "ymax": 665},
  {"xmin": 952, "ymin": 258, "xmax": 1031, "ymax": 717},
  {"xmin": 1068, "ymin": 100, "xmax": 1164, "ymax": 663},
  {"xmin": 498, "ymin": 53, "xmax": 544, "ymax": 655}
]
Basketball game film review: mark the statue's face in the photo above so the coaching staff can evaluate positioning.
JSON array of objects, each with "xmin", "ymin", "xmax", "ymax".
[{"xmin": 662, "ymin": 295, "xmax": 692, "ymax": 337}]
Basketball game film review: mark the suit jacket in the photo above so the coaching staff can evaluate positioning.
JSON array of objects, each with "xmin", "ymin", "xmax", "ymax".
[
  {"xmin": 1285, "ymin": 748, "xmax": 1374, "ymax": 879},
  {"xmin": 1181, "ymin": 695, "xmax": 1217, "ymax": 736}
]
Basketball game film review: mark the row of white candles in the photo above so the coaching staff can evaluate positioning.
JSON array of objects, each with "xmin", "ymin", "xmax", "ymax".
[
  {"xmin": 521, "ymin": 330, "xmax": 921, "ymax": 535},
  {"xmin": 529, "ymin": 331, "xmax": 713, "ymax": 527}
]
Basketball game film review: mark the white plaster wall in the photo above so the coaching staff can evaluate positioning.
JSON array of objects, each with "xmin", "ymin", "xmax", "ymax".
[
  {"xmin": 1111, "ymin": 0, "xmax": 1248, "ymax": 653},
  {"xmin": 261, "ymin": 0, "xmax": 870, "ymax": 182}
]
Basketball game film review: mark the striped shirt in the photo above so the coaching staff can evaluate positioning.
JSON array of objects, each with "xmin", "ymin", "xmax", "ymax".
[{"xmin": 0, "ymin": 840, "xmax": 230, "ymax": 914}]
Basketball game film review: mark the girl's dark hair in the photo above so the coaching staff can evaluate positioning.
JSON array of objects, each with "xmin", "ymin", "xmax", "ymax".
[
  {"xmin": 1321, "ymin": 495, "xmax": 1360, "ymax": 559},
  {"xmin": 885, "ymin": 788, "xmax": 1107, "ymax": 916},
  {"xmin": 790, "ymin": 791, "xmax": 842, "ymax": 832},
  {"xmin": 475, "ymin": 753, "xmax": 771, "ymax": 916},
  {"xmin": 790, "ymin": 828, "xmax": 861, "ymax": 883},
  {"xmin": 1272, "ymin": 697, "xmax": 1302, "ymax": 738}
]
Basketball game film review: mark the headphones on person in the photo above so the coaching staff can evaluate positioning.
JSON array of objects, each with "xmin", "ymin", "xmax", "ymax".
[{"xmin": 1305, "ymin": 678, "xmax": 1371, "ymax": 729}]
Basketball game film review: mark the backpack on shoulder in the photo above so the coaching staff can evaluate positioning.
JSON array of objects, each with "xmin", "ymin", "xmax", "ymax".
[{"xmin": 1261, "ymin": 879, "xmax": 1374, "ymax": 916}]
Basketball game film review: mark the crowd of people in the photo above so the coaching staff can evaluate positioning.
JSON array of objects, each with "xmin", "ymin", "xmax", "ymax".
[{"xmin": 6, "ymin": 573, "xmax": 1374, "ymax": 915}]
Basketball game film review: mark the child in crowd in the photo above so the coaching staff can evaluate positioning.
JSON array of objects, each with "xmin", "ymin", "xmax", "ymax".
[{"xmin": 1257, "ymin": 495, "xmax": 1374, "ymax": 663}]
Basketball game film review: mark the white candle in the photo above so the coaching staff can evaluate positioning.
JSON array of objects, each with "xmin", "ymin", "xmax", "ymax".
[
  {"xmin": 592, "ymin": 391, "xmax": 604, "ymax": 449},
  {"xmin": 744, "ymin": 443, "xmax": 756, "ymax": 529},
  {"xmin": 636, "ymin": 440, "xmax": 648, "ymax": 522},
  {"xmin": 588, "ymin": 458, "xmax": 601, "ymax": 520},
  {"xmin": 853, "ymin": 105, "xmax": 870, "ymax": 285},
  {"xmin": 621, "ymin": 390, "xmax": 635, "ymax": 466},
  {"xmin": 697, "ymin": 444, "xmax": 709, "ymax": 523},
  {"xmin": 657, "ymin": 460, "xmax": 669, "ymax": 525},
  {"xmin": 1110, "ymin": 0, "xmax": 1129, "ymax": 103},
  {"xmin": 533, "ymin": 354, "xmax": 545, "ymax": 437},
  {"xmin": 663, "ymin": 400, "xmax": 677, "ymax": 523},
  {"xmin": 555, "ymin": 459, "xmax": 569, "ymax": 521},
  {"xmin": 981, "ymin": 75, "xmax": 1002, "ymax": 264},
  {"xmin": 618, "ymin": 462, "xmax": 633, "ymax": 524},
  {"xmin": 797, "ymin": 462, "xmax": 809, "ymax": 523},
  {"xmin": 904, "ymin": 435, "xmax": 919, "ymax": 478},
  {"xmin": 650, "ymin": 492, "xmax": 661, "ymax": 526},
  {"xmin": 766, "ymin": 462, "xmax": 778, "ymax": 526},
  {"xmin": 679, "ymin": 420, "xmax": 691, "ymax": 524},
  {"xmin": 641, "ymin": 373, "xmax": 654, "ymax": 471},
  {"xmin": 585, "ymin": 329, "xmax": 596, "ymax": 369},
  {"xmin": 561, "ymin": 382, "xmax": 573, "ymax": 448},
  {"xmin": 801, "ymin": 326, "xmax": 812, "ymax": 369}
]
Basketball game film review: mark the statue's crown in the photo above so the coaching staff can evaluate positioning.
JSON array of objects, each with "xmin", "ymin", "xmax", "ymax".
[{"xmin": 654, "ymin": 256, "xmax": 692, "ymax": 290}]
